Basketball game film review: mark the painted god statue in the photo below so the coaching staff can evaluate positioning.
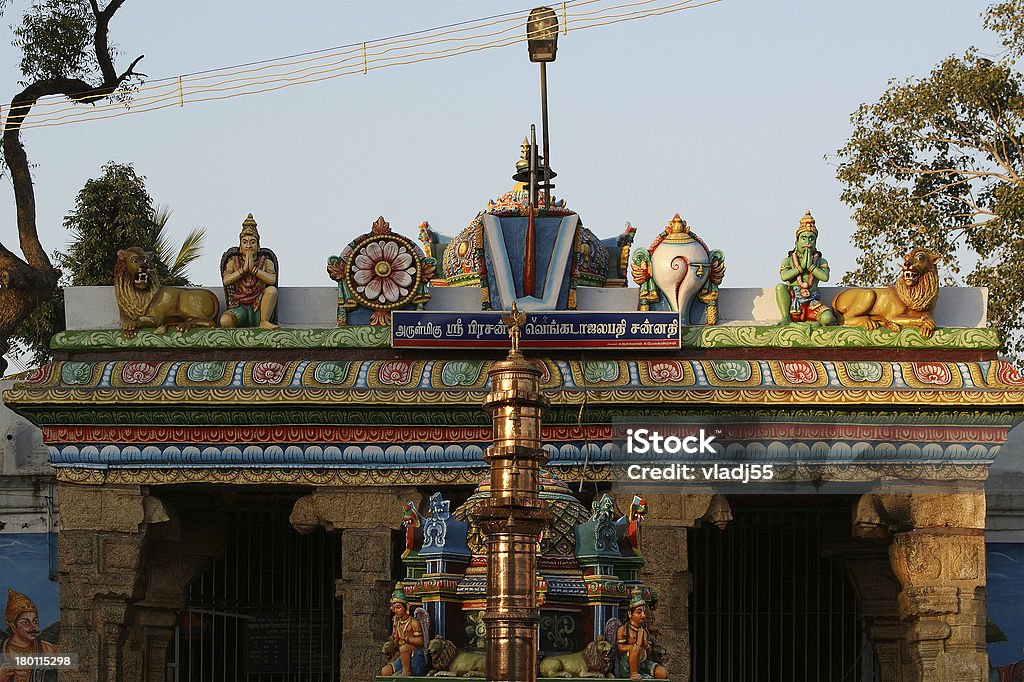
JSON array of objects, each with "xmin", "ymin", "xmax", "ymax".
[
  {"xmin": 613, "ymin": 588, "xmax": 668, "ymax": 680},
  {"xmin": 775, "ymin": 211, "xmax": 834, "ymax": 326},
  {"xmin": 630, "ymin": 214, "xmax": 725, "ymax": 324},
  {"xmin": 380, "ymin": 585, "xmax": 430, "ymax": 677},
  {"xmin": 220, "ymin": 214, "xmax": 279, "ymax": 329}
]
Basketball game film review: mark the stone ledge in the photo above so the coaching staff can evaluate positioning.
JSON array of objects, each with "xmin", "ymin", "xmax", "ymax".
[
  {"xmin": 51, "ymin": 326, "xmax": 391, "ymax": 350},
  {"xmin": 680, "ymin": 325, "xmax": 1000, "ymax": 350},
  {"xmin": 48, "ymin": 324, "xmax": 1000, "ymax": 352}
]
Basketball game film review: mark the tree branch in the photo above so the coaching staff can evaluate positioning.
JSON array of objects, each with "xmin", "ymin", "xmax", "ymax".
[
  {"xmin": 910, "ymin": 131, "xmax": 994, "ymax": 161},
  {"xmin": 0, "ymin": 0, "xmax": 142, "ymax": 351},
  {"xmin": 890, "ymin": 164, "xmax": 1014, "ymax": 183}
]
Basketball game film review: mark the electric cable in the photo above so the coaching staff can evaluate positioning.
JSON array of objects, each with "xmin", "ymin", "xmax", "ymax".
[{"xmin": 1, "ymin": 0, "xmax": 723, "ymax": 130}]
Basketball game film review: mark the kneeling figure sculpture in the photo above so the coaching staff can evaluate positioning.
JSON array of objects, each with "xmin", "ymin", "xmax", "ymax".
[{"xmin": 380, "ymin": 585, "xmax": 429, "ymax": 677}]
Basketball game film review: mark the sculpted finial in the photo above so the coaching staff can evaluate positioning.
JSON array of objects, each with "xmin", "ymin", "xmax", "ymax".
[{"xmin": 668, "ymin": 213, "xmax": 689, "ymax": 235}]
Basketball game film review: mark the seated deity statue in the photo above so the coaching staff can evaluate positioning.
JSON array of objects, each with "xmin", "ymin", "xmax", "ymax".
[
  {"xmin": 615, "ymin": 588, "xmax": 668, "ymax": 680},
  {"xmin": 380, "ymin": 586, "xmax": 429, "ymax": 677},
  {"xmin": 775, "ymin": 211, "xmax": 834, "ymax": 326},
  {"xmin": 220, "ymin": 214, "xmax": 279, "ymax": 329}
]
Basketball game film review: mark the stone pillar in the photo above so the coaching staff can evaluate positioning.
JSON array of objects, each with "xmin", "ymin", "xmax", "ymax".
[
  {"xmin": 638, "ymin": 491, "xmax": 731, "ymax": 682},
  {"xmin": 337, "ymin": 527, "xmax": 395, "ymax": 681},
  {"xmin": 126, "ymin": 527, "xmax": 224, "ymax": 682},
  {"xmin": 890, "ymin": 531, "xmax": 987, "ymax": 681},
  {"xmin": 290, "ymin": 486, "xmax": 421, "ymax": 682},
  {"xmin": 125, "ymin": 608, "xmax": 179, "ymax": 682},
  {"xmin": 56, "ymin": 483, "xmax": 157, "ymax": 681},
  {"xmin": 854, "ymin": 491, "xmax": 988, "ymax": 682},
  {"xmin": 843, "ymin": 555, "xmax": 915, "ymax": 682}
]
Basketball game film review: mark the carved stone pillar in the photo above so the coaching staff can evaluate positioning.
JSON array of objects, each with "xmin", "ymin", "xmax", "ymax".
[
  {"xmin": 855, "ymin": 491, "xmax": 988, "ymax": 682},
  {"xmin": 290, "ymin": 486, "xmax": 421, "ymax": 682},
  {"xmin": 843, "ymin": 556, "xmax": 915, "ymax": 682},
  {"xmin": 890, "ymin": 531, "xmax": 987, "ymax": 681},
  {"xmin": 337, "ymin": 527, "xmax": 395, "ymax": 682},
  {"xmin": 126, "ymin": 527, "xmax": 223, "ymax": 682},
  {"xmin": 122, "ymin": 608, "xmax": 178, "ymax": 682},
  {"xmin": 638, "ymin": 491, "xmax": 731, "ymax": 682},
  {"xmin": 56, "ymin": 483, "xmax": 161, "ymax": 681}
]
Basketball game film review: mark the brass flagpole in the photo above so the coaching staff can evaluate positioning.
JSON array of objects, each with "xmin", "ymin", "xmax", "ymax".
[{"xmin": 476, "ymin": 303, "xmax": 550, "ymax": 681}]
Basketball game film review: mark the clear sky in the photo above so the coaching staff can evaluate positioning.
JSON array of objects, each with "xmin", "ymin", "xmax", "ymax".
[{"xmin": 0, "ymin": 0, "xmax": 1001, "ymax": 292}]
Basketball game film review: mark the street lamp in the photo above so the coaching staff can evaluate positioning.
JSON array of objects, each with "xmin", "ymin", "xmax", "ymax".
[
  {"xmin": 527, "ymin": 7, "xmax": 558, "ymax": 209},
  {"xmin": 527, "ymin": 7, "xmax": 559, "ymax": 62}
]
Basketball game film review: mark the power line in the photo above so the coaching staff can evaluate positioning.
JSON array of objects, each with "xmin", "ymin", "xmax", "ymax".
[{"xmin": 1, "ymin": 0, "xmax": 723, "ymax": 131}]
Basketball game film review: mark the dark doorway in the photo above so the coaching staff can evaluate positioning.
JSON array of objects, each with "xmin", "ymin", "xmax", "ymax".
[
  {"xmin": 689, "ymin": 505, "xmax": 877, "ymax": 682},
  {"xmin": 169, "ymin": 500, "xmax": 340, "ymax": 682}
]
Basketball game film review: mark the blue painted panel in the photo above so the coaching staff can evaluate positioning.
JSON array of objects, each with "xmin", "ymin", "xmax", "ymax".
[
  {"xmin": 0, "ymin": 532, "xmax": 60, "ymax": 633},
  {"xmin": 987, "ymin": 542, "xmax": 1024, "ymax": 668}
]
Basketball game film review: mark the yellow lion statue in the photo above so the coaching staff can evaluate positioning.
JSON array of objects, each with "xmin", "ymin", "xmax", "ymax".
[
  {"xmin": 426, "ymin": 637, "xmax": 486, "ymax": 678},
  {"xmin": 538, "ymin": 639, "xmax": 614, "ymax": 678},
  {"xmin": 832, "ymin": 247, "xmax": 941, "ymax": 337},
  {"xmin": 115, "ymin": 247, "xmax": 220, "ymax": 338}
]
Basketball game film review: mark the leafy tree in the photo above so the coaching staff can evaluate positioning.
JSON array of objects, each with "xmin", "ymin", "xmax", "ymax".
[
  {"xmin": 151, "ymin": 204, "xmax": 206, "ymax": 284},
  {"xmin": 60, "ymin": 163, "xmax": 202, "ymax": 287},
  {"xmin": 10, "ymin": 162, "xmax": 205, "ymax": 366},
  {"xmin": 0, "ymin": 0, "xmax": 144, "ymax": 374},
  {"xmin": 836, "ymin": 0, "xmax": 1024, "ymax": 359}
]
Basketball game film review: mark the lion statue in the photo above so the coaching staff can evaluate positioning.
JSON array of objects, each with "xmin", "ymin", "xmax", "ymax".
[
  {"xmin": 115, "ymin": 247, "xmax": 220, "ymax": 338},
  {"xmin": 426, "ymin": 637, "xmax": 485, "ymax": 677},
  {"xmin": 538, "ymin": 640, "xmax": 614, "ymax": 678},
  {"xmin": 831, "ymin": 248, "xmax": 940, "ymax": 337}
]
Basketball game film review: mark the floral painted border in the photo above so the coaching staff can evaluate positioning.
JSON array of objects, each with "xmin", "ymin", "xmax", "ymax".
[{"xmin": 12, "ymin": 359, "xmax": 1024, "ymax": 394}]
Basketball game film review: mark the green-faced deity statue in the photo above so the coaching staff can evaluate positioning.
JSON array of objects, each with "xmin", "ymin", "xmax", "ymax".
[{"xmin": 775, "ymin": 211, "xmax": 834, "ymax": 326}]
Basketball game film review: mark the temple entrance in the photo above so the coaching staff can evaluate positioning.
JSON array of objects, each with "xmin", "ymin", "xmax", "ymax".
[
  {"xmin": 689, "ymin": 502, "xmax": 878, "ymax": 682},
  {"xmin": 168, "ymin": 499, "xmax": 340, "ymax": 682}
]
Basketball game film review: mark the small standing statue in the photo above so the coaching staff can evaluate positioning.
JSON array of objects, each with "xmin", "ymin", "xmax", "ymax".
[
  {"xmin": 380, "ymin": 585, "xmax": 429, "ymax": 677},
  {"xmin": 501, "ymin": 301, "xmax": 526, "ymax": 355},
  {"xmin": 220, "ymin": 214, "xmax": 279, "ymax": 329},
  {"xmin": 614, "ymin": 588, "xmax": 668, "ymax": 680},
  {"xmin": 775, "ymin": 211, "xmax": 834, "ymax": 326}
]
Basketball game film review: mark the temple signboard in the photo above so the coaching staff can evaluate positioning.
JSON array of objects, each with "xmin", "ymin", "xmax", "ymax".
[{"xmin": 391, "ymin": 310, "xmax": 681, "ymax": 348}]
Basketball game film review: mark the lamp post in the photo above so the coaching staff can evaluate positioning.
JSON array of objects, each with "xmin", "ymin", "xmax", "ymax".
[{"xmin": 527, "ymin": 7, "xmax": 558, "ymax": 210}]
